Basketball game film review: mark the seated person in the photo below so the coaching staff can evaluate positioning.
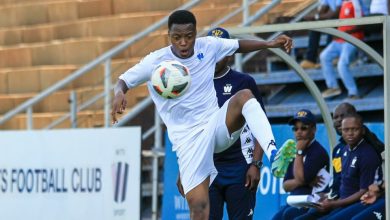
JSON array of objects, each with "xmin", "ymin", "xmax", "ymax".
[
  {"xmin": 300, "ymin": 0, "xmax": 342, "ymax": 69},
  {"xmin": 329, "ymin": 102, "xmax": 384, "ymax": 199},
  {"xmin": 295, "ymin": 113, "xmax": 382, "ymax": 220},
  {"xmin": 322, "ymin": 165, "xmax": 385, "ymax": 219},
  {"xmin": 320, "ymin": 0, "xmax": 365, "ymax": 100},
  {"xmin": 272, "ymin": 109, "xmax": 329, "ymax": 220}
]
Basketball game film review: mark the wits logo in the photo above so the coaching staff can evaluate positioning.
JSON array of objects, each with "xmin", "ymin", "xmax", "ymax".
[
  {"xmin": 223, "ymin": 84, "xmax": 232, "ymax": 94},
  {"xmin": 112, "ymin": 162, "xmax": 129, "ymax": 203}
]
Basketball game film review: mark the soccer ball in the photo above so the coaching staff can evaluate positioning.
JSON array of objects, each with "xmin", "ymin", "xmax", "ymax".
[{"xmin": 151, "ymin": 60, "xmax": 191, "ymax": 99}]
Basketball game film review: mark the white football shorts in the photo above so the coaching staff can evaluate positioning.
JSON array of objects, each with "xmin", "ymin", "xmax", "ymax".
[{"xmin": 175, "ymin": 98, "xmax": 243, "ymax": 195}]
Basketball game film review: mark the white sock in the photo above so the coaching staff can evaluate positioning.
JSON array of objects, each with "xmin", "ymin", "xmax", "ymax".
[{"xmin": 242, "ymin": 98, "xmax": 277, "ymax": 160}]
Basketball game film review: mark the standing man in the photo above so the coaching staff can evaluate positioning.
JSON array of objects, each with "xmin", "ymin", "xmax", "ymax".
[
  {"xmin": 208, "ymin": 27, "xmax": 264, "ymax": 219},
  {"xmin": 112, "ymin": 10, "xmax": 294, "ymax": 219}
]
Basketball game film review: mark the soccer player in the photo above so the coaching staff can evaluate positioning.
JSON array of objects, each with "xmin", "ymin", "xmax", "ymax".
[
  {"xmin": 176, "ymin": 27, "xmax": 265, "ymax": 219},
  {"xmin": 111, "ymin": 10, "xmax": 293, "ymax": 219}
]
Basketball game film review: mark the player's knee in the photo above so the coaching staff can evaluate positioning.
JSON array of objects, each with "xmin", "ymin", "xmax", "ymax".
[
  {"xmin": 233, "ymin": 89, "xmax": 254, "ymax": 105},
  {"xmin": 188, "ymin": 198, "xmax": 209, "ymax": 216}
]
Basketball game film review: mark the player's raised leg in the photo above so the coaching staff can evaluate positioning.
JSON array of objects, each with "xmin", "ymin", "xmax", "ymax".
[
  {"xmin": 225, "ymin": 89, "xmax": 296, "ymax": 177},
  {"xmin": 185, "ymin": 177, "xmax": 210, "ymax": 220}
]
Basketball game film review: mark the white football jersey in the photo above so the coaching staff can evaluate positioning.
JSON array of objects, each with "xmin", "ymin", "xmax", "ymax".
[{"xmin": 119, "ymin": 36, "xmax": 239, "ymax": 150}]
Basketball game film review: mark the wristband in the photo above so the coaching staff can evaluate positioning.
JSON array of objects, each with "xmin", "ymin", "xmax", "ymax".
[{"xmin": 251, "ymin": 160, "xmax": 263, "ymax": 169}]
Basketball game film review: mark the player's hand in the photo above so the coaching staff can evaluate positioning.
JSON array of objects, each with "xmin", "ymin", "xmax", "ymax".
[
  {"xmin": 111, "ymin": 90, "xmax": 127, "ymax": 124},
  {"xmin": 296, "ymin": 139, "xmax": 311, "ymax": 151},
  {"xmin": 245, "ymin": 165, "xmax": 260, "ymax": 192},
  {"xmin": 361, "ymin": 184, "xmax": 381, "ymax": 205},
  {"xmin": 272, "ymin": 35, "xmax": 293, "ymax": 53},
  {"xmin": 176, "ymin": 175, "xmax": 185, "ymax": 198},
  {"xmin": 360, "ymin": 191, "xmax": 378, "ymax": 205},
  {"xmin": 318, "ymin": 199, "xmax": 333, "ymax": 212}
]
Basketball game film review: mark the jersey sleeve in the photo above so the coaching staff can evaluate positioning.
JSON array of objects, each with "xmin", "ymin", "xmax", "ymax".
[
  {"xmin": 283, "ymin": 163, "xmax": 294, "ymax": 182},
  {"xmin": 358, "ymin": 147, "xmax": 381, "ymax": 189},
  {"xmin": 303, "ymin": 147, "xmax": 329, "ymax": 183},
  {"xmin": 207, "ymin": 36, "xmax": 239, "ymax": 63},
  {"xmin": 118, "ymin": 53, "xmax": 155, "ymax": 89}
]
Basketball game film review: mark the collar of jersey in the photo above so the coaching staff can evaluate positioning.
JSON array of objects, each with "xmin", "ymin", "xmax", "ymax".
[
  {"xmin": 348, "ymin": 138, "xmax": 364, "ymax": 151},
  {"xmin": 214, "ymin": 66, "xmax": 231, "ymax": 79}
]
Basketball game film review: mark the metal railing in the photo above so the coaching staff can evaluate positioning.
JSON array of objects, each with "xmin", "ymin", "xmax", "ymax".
[
  {"xmin": 227, "ymin": 15, "xmax": 389, "ymax": 218},
  {"xmin": 5, "ymin": 1, "xmax": 387, "ymax": 219},
  {"xmin": 0, "ymin": 0, "xmax": 203, "ymax": 128},
  {"xmin": 0, "ymin": 1, "xmax": 315, "ymax": 219}
]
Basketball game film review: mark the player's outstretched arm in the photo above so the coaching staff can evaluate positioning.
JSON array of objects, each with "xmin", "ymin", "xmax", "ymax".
[
  {"xmin": 111, "ymin": 79, "xmax": 129, "ymax": 124},
  {"xmin": 237, "ymin": 34, "xmax": 293, "ymax": 53}
]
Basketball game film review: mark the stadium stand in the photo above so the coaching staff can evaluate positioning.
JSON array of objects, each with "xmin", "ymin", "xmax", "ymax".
[
  {"xmin": 0, "ymin": 0, "xmax": 322, "ymax": 218},
  {"xmin": 0, "ymin": 0, "xmax": 314, "ymax": 130},
  {"xmin": 1, "ymin": 0, "xmax": 384, "ymax": 218},
  {"xmin": 254, "ymin": 30, "xmax": 384, "ymax": 122}
]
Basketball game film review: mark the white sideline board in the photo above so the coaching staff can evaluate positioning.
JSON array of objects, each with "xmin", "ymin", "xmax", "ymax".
[{"xmin": 0, "ymin": 128, "xmax": 141, "ymax": 220}]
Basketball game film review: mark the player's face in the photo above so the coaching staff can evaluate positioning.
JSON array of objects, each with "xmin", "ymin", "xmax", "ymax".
[
  {"xmin": 168, "ymin": 23, "xmax": 196, "ymax": 59},
  {"xmin": 292, "ymin": 121, "xmax": 316, "ymax": 141},
  {"xmin": 332, "ymin": 107, "xmax": 346, "ymax": 136},
  {"xmin": 341, "ymin": 117, "xmax": 363, "ymax": 147}
]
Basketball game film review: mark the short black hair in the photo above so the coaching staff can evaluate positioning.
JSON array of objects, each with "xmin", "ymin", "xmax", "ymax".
[
  {"xmin": 343, "ymin": 113, "xmax": 363, "ymax": 126},
  {"xmin": 168, "ymin": 10, "xmax": 196, "ymax": 30},
  {"xmin": 334, "ymin": 102, "xmax": 357, "ymax": 115}
]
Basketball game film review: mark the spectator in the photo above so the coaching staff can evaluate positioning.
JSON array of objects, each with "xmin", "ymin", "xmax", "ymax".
[
  {"xmin": 329, "ymin": 102, "xmax": 384, "ymax": 199},
  {"xmin": 208, "ymin": 27, "xmax": 265, "ymax": 220},
  {"xmin": 300, "ymin": 0, "xmax": 342, "ymax": 69},
  {"xmin": 272, "ymin": 109, "xmax": 329, "ymax": 220},
  {"xmin": 332, "ymin": 103, "xmax": 384, "ymax": 160},
  {"xmin": 319, "ymin": 152, "xmax": 385, "ymax": 219},
  {"xmin": 369, "ymin": 0, "xmax": 389, "ymax": 15},
  {"xmin": 320, "ymin": 0, "xmax": 365, "ymax": 100},
  {"xmin": 295, "ymin": 113, "xmax": 382, "ymax": 220}
]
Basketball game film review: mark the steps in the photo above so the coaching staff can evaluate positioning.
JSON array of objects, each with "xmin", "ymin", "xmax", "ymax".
[
  {"xmin": 0, "ymin": 83, "xmax": 149, "ymax": 113},
  {"xmin": 0, "ymin": 34, "xmax": 169, "ymax": 67},
  {"xmin": 0, "ymin": 58, "xmax": 141, "ymax": 94},
  {"xmin": 0, "ymin": 0, "xmax": 314, "ymax": 130},
  {"xmin": 0, "ymin": 83, "xmax": 149, "ymax": 129}
]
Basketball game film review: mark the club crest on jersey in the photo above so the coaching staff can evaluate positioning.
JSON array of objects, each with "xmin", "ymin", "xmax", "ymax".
[
  {"xmin": 197, "ymin": 52, "xmax": 204, "ymax": 61},
  {"xmin": 351, "ymin": 156, "xmax": 357, "ymax": 168},
  {"xmin": 223, "ymin": 84, "xmax": 232, "ymax": 95}
]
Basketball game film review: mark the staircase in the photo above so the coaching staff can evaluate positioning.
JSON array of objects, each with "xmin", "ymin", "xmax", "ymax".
[
  {"xmin": 0, "ymin": 0, "xmax": 316, "ymax": 130},
  {"xmin": 0, "ymin": 0, "xmax": 323, "ymax": 218}
]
